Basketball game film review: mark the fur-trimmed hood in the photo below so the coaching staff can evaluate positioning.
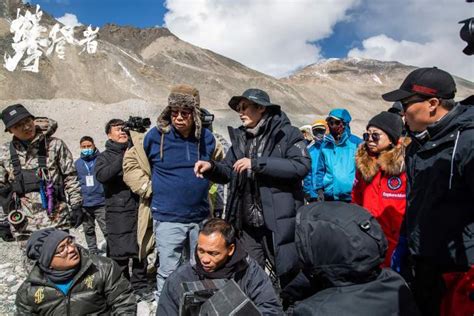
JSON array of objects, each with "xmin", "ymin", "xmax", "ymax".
[
  {"xmin": 156, "ymin": 84, "xmax": 202, "ymax": 139},
  {"xmin": 356, "ymin": 137, "xmax": 411, "ymax": 183}
]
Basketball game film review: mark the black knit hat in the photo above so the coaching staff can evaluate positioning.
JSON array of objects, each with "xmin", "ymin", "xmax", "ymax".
[
  {"xmin": 367, "ymin": 111, "xmax": 404, "ymax": 144},
  {"xmin": 26, "ymin": 228, "xmax": 70, "ymax": 270}
]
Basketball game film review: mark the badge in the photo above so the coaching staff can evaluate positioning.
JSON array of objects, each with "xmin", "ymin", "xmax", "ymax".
[
  {"xmin": 86, "ymin": 175, "xmax": 94, "ymax": 187},
  {"xmin": 387, "ymin": 176, "xmax": 402, "ymax": 190}
]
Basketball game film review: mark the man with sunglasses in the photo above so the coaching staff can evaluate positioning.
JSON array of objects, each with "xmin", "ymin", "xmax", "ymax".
[
  {"xmin": 16, "ymin": 228, "xmax": 136, "ymax": 314},
  {"xmin": 0, "ymin": 104, "xmax": 83, "ymax": 243},
  {"xmin": 143, "ymin": 84, "xmax": 222, "ymax": 301},
  {"xmin": 383, "ymin": 67, "xmax": 474, "ymax": 315},
  {"xmin": 314, "ymin": 109, "xmax": 362, "ymax": 202}
]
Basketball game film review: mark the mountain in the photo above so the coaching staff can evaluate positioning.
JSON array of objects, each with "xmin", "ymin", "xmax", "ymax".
[{"xmin": 0, "ymin": 0, "xmax": 472, "ymax": 155}]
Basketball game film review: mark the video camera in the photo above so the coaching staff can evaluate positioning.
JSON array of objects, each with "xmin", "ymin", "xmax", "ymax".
[
  {"xmin": 459, "ymin": 0, "xmax": 474, "ymax": 55},
  {"xmin": 201, "ymin": 108, "xmax": 215, "ymax": 130},
  {"xmin": 122, "ymin": 116, "xmax": 151, "ymax": 134}
]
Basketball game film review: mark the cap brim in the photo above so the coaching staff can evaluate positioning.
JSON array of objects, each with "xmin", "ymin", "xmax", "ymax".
[
  {"xmin": 4, "ymin": 113, "xmax": 33, "ymax": 131},
  {"xmin": 382, "ymin": 89, "xmax": 415, "ymax": 102},
  {"xmin": 228, "ymin": 96, "xmax": 281, "ymax": 111}
]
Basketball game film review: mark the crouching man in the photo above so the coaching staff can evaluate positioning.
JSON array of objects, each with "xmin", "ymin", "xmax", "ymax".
[
  {"xmin": 157, "ymin": 218, "xmax": 283, "ymax": 315},
  {"xmin": 15, "ymin": 228, "xmax": 136, "ymax": 315}
]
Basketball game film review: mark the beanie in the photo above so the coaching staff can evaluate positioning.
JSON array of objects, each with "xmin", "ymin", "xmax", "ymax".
[
  {"xmin": 26, "ymin": 228, "xmax": 70, "ymax": 270},
  {"xmin": 367, "ymin": 111, "xmax": 403, "ymax": 145}
]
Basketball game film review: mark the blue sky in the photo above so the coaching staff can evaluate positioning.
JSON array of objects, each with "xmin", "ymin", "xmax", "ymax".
[{"xmin": 26, "ymin": 0, "xmax": 474, "ymax": 80}]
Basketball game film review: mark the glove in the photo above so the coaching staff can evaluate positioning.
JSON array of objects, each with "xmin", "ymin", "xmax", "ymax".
[
  {"xmin": 0, "ymin": 220, "xmax": 14, "ymax": 242},
  {"xmin": 70, "ymin": 206, "xmax": 84, "ymax": 228},
  {"xmin": 317, "ymin": 189, "xmax": 325, "ymax": 202},
  {"xmin": 391, "ymin": 235, "xmax": 409, "ymax": 273}
]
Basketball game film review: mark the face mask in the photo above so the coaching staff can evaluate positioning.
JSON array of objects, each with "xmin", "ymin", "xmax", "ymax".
[{"xmin": 81, "ymin": 148, "xmax": 94, "ymax": 156}]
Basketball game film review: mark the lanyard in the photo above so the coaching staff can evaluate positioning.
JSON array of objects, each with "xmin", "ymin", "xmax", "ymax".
[{"xmin": 83, "ymin": 160, "xmax": 94, "ymax": 175}]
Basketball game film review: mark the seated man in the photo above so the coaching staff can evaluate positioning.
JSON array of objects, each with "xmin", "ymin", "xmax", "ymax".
[
  {"xmin": 285, "ymin": 202, "xmax": 419, "ymax": 316},
  {"xmin": 157, "ymin": 218, "xmax": 282, "ymax": 315},
  {"xmin": 15, "ymin": 228, "xmax": 136, "ymax": 315}
]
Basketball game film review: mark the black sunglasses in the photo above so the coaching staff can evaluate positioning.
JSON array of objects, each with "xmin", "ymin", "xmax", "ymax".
[
  {"xmin": 400, "ymin": 97, "xmax": 428, "ymax": 110},
  {"xmin": 326, "ymin": 118, "xmax": 343, "ymax": 126},
  {"xmin": 363, "ymin": 132, "xmax": 382, "ymax": 142}
]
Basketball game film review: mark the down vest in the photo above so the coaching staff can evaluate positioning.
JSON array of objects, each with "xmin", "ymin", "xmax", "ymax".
[
  {"xmin": 206, "ymin": 111, "xmax": 311, "ymax": 278},
  {"xmin": 15, "ymin": 248, "xmax": 136, "ymax": 315}
]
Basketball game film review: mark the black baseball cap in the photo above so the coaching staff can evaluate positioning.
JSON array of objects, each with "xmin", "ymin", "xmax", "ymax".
[
  {"xmin": 382, "ymin": 67, "xmax": 456, "ymax": 102},
  {"xmin": 1, "ymin": 104, "xmax": 34, "ymax": 131},
  {"xmin": 228, "ymin": 88, "xmax": 280, "ymax": 112}
]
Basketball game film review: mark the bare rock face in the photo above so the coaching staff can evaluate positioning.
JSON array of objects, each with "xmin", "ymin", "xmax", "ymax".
[{"xmin": 0, "ymin": 3, "xmax": 472, "ymax": 152}]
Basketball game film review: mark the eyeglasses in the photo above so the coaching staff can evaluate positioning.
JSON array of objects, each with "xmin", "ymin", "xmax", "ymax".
[
  {"xmin": 363, "ymin": 132, "xmax": 382, "ymax": 142},
  {"xmin": 171, "ymin": 108, "xmax": 192, "ymax": 119},
  {"xmin": 326, "ymin": 118, "xmax": 343, "ymax": 126},
  {"xmin": 54, "ymin": 237, "xmax": 76, "ymax": 258},
  {"xmin": 400, "ymin": 97, "xmax": 428, "ymax": 110}
]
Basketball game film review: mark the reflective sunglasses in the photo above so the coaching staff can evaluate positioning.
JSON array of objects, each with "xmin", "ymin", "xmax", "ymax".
[
  {"xmin": 171, "ymin": 108, "xmax": 192, "ymax": 119},
  {"xmin": 54, "ymin": 237, "xmax": 76, "ymax": 258},
  {"xmin": 363, "ymin": 132, "xmax": 382, "ymax": 142},
  {"xmin": 326, "ymin": 118, "xmax": 343, "ymax": 126}
]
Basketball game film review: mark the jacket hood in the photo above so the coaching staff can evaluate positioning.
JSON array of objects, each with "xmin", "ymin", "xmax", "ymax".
[
  {"xmin": 295, "ymin": 202, "xmax": 387, "ymax": 287},
  {"xmin": 156, "ymin": 87, "xmax": 202, "ymax": 139},
  {"xmin": 328, "ymin": 108, "xmax": 352, "ymax": 124},
  {"xmin": 355, "ymin": 137, "xmax": 411, "ymax": 182}
]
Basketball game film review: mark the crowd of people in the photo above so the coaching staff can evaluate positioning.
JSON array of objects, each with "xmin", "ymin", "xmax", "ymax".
[{"xmin": 0, "ymin": 66, "xmax": 472, "ymax": 315}]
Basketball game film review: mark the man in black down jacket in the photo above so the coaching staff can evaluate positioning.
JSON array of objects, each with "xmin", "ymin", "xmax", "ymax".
[
  {"xmin": 285, "ymin": 202, "xmax": 419, "ymax": 316},
  {"xmin": 95, "ymin": 119, "xmax": 148, "ymax": 297},
  {"xmin": 194, "ymin": 88, "xmax": 310, "ymax": 287},
  {"xmin": 383, "ymin": 68, "xmax": 474, "ymax": 315},
  {"xmin": 15, "ymin": 228, "xmax": 136, "ymax": 315},
  {"xmin": 157, "ymin": 218, "xmax": 282, "ymax": 315}
]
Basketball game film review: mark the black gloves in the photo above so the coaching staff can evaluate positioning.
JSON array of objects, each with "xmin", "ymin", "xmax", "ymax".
[
  {"xmin": 70, "ymin": 206, "xmax": 84, "ymax": 228},
  {"xmin": 0, "ymin": 220, "xmax": 14, "ymax": 241},
  {"xmin": 317, "ymin": 189, "xmax": 325, "ymax": 202}
]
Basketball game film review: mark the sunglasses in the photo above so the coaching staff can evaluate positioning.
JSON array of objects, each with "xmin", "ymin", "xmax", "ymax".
[
  {"xmin": 326, "ymin": 118, "xmax": 343, "ymax": 126},
  {"xmin": 54, "ymin": 237, "xmax": 76, "ymax": 258},
  {"xmin": 400, "ymin": 97, "xmax": 428, "ymax": 110},
  {"xmin": 312, "ymin": 128, "xmax": 326, "ymax": 137},
  {"xmin": 171, "ymin": 109, "xmax": 192, "ymax": 119},
  {"xmin": 363, "ymin": 132, "xmax": 382, "ymax": 142}
]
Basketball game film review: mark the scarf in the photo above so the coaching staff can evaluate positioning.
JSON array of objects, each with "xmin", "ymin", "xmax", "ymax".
[
  {"xmin": 195, "ymin": 241, "xmax": 248, "ymax": 280},
  {"xmin": 43, "ymin": 262, "xmax": 80, "ymax": 284}
]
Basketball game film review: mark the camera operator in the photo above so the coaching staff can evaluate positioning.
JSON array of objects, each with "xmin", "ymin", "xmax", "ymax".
[{"xmin": 95, "ymin": 119, "xmax": 150, "ymax": 301}]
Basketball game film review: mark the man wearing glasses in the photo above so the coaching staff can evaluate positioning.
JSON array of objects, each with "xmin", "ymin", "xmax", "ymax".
[
  {"xmin": 314, "ymin": 108, "xmax": 362, "ymax": 202},
  {"xmin": 16, "ymin": 228, "xmax": 136, "ymax": 314},
  {"xmin": 383, "ymin": 67, "xmax": 474, "ymax": 315},
  {"xmin": 143, "ymin": 84, "xmax": 222, "ymax": 301}
]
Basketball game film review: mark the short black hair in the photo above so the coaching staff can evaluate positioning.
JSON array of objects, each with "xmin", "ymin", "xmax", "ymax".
[
  {"xmin": 199, "ymin": 218, "xmax": 236, "ymax": 247},
  {"xmin": 79, "ymin": 136, "xmax": 94, "ymax": 144},
  {"xmin": 439, "ymin": 98, "xmax": 455, "ymax": 111},
  {"xmin": 105, "ymin": 119, "xmax": 124, "ymax": 135}
]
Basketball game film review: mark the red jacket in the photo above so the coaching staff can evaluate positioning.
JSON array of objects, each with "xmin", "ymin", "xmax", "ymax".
[{"xmin": 352, "ymin": 141, "xmax": 408, "ymax": 267}]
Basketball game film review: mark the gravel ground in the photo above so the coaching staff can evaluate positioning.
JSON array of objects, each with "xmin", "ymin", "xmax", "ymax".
[{"xmin": 0, "ymin": 225, "xmax": 157, "ymax": 315}]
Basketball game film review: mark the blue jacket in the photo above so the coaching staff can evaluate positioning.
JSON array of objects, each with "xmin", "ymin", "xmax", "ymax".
[
  {"xmin": 75, "ymin": 151, "xmax": 105, "ymax": 207},
  {"xmin": 144, "ymin": 126, "xmax": 215, "ymax": 223},
  {"xmin": 303, "ymin": 141, "xmax": 323, "ymax": 200},
  {"xmin": 315, "ymin": 109, "xmax": 362, "ymax": 201}
]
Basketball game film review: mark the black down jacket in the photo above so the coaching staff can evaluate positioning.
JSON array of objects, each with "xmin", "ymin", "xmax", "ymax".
[
  {"xmin": 15, "ymin": 248, "xmax": 136, "ymax": 315},
  {"xmin": 95, "ymin": 140, "xmax": 139, "ymax": 259},
  {"xmin": 206, "ymin": 111, "xmax": 310, "ymax": 278},
  {"xmin": 291, "ymin": 202, "xmax": 419, "ymax": 316},
  {"xmin": 404, "ymin": 99, "xmax": 474, "ymax": 270}
]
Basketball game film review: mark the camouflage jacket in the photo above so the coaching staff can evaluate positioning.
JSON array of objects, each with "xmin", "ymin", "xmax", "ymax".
[{"xmin": 0, "ymin": 118, "xmax": 82, "ymax": 220}]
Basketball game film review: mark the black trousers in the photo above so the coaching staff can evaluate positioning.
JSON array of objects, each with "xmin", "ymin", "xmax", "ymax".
[
  {"xmin": 114, "ymin": 257, "xmax": 148, "ymax": 291},
  {"xmin": 412, "ymin": 261, "xmax": 446, "ymax": 316}
]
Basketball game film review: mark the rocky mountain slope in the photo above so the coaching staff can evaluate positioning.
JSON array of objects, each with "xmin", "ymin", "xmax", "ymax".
[{"xmin": 0, "ymin": 0, "xmax": 472, "ymax": 156}]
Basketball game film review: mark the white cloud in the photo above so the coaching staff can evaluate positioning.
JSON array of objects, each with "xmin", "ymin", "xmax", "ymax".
[
  {"xmin": 164, "ymin": 0, "xmax": 360, "ymax": 77},
  {"xmin": 56, "ymin": 13, "xmax": 82, "ymax": 28},
  {"xmin": 347, "ymin": 0, "xmax": 474, "ymax": 81}
]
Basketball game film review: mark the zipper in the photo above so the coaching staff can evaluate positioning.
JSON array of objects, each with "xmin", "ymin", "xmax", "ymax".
[
  {"xmin": 186, "ymin": 140, "xmax": 190, "ymax": 161},
  {"xmin": 67, "ymin": 290, "xmax": 71, "ymax": 316}
]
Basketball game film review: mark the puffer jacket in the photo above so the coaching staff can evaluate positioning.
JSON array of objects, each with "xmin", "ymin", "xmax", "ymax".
[
  {"xmin": 303, "ymin": 141, "xmax": 323, "ymax": 200},
  {"xmin": 205, "ymin": 110, "xmax": 310, "ymax": 279},
  {"xmin": 122, "ymin": 130, "xmax": 155, "ymax": 261},
  {"xmin": 95, "ymin": 140, "xmax": 139, "ymax": 259},
  {"xmin": 352, "ymin": 138, "xmax": 410, "ymax": 267},
  {"xmin": 315, "ymin": 109, "xmax": 362, "ymax": 201},
  {"xmin": 15, "ymin": 248, "xmax": 136, "ymax": 315}
]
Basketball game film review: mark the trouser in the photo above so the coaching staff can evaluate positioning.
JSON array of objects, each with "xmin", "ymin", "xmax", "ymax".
[
  {"xmin": 153, "ymin": 220, "xmax": 200, "ymax": 301},
  {"xmin": 239, "ymin": 225, "xmax": 275, "ymax": 273},
  {"xmin": 82, "ymin": 205, "xmax": 107, "ymax": 252},
  {"xmin": 114, "ymin": 257, "xmax": 148, "ymax": 291},
  {"xmin": 412, "ymin": 261, "xmax": 446, "ymax": 316}
]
